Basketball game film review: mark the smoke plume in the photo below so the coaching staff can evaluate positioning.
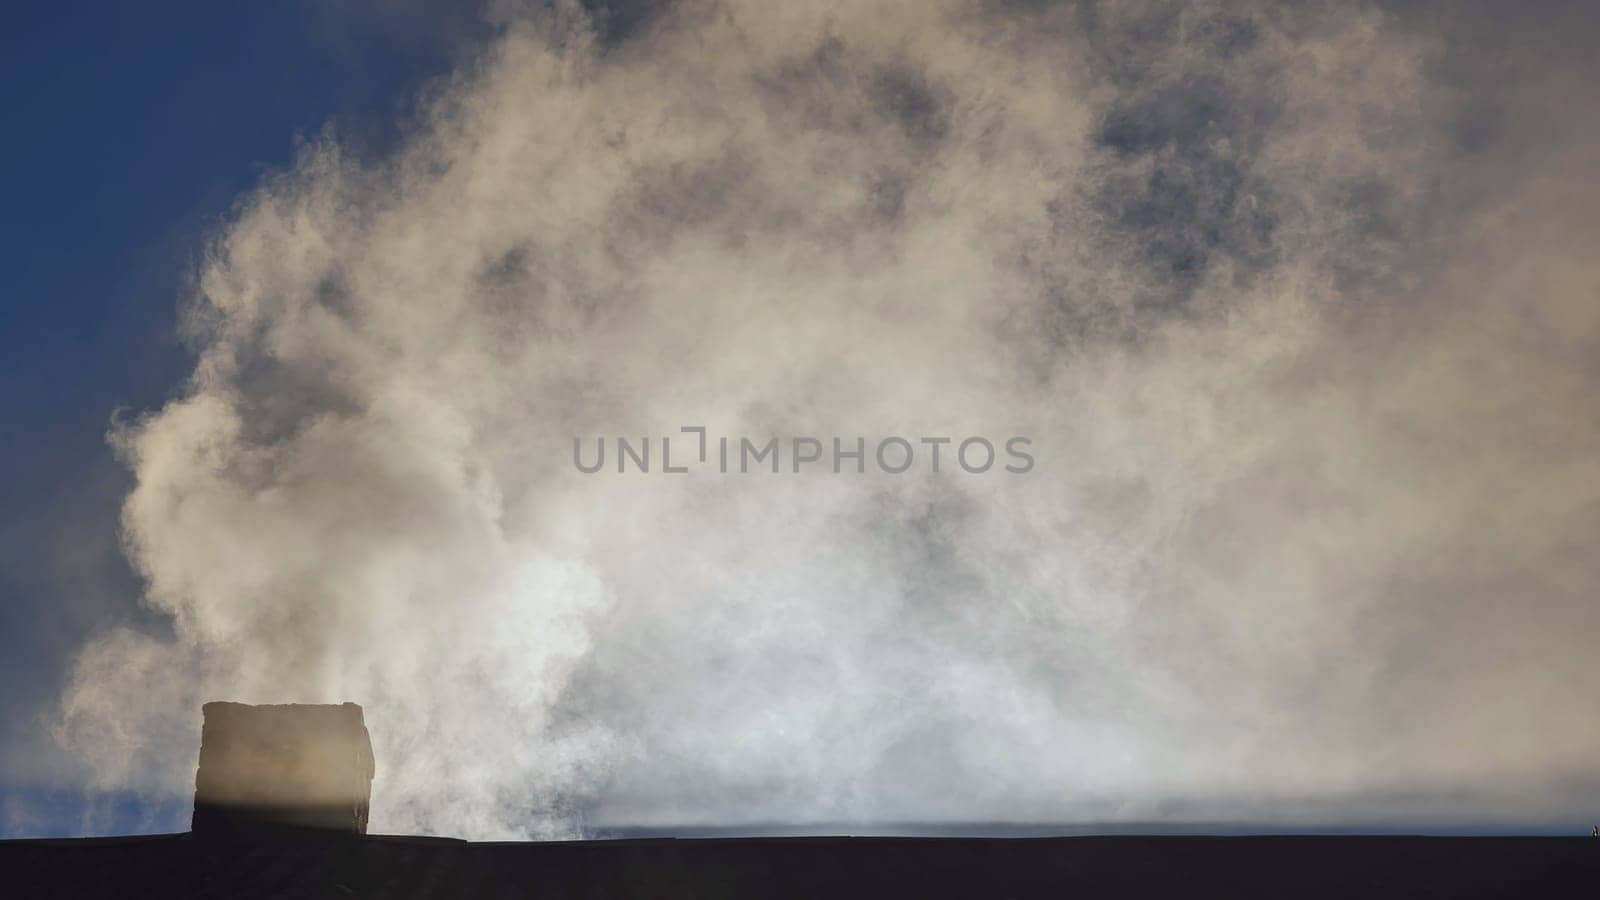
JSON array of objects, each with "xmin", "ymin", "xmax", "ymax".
[{"xmin": 52, "ymin": 0, "xmax": 1600, "ymax": 837}]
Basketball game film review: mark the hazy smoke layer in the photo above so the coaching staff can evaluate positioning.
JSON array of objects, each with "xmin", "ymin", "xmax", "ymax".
[{"xmin": 55, "ymin": 0, "xmax": 1600, "ymax": 838}]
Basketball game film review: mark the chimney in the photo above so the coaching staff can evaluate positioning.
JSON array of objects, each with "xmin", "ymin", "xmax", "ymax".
[{"xmin": 192, "ymin": 702, "xmax": 375, "ymax": 837}]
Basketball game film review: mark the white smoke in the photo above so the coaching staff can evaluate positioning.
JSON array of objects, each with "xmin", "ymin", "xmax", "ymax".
[{"xmin": 52, "ymin": 0, "xmax": 1600, "ymax": 838}]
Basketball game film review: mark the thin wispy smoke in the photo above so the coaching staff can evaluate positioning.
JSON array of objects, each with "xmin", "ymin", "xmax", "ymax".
[{"xmin": 50, "ymin": 0, "xmax": 1600, "ymax": 838}]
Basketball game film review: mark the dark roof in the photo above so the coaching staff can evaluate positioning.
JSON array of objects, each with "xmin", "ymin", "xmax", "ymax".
[{"xmin": 4, "ymin": 832, "xmax": 1598, "ymax": 898}]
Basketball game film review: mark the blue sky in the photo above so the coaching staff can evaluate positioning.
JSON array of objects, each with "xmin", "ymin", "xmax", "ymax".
[{"xmin": 0, "ymin": 1, "xmax": 486, "ymax": 837}]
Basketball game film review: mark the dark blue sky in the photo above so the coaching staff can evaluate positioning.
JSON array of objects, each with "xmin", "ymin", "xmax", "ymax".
[{"xmin": 0, "ymin": 1, "xmax": 487, "ymax": 836}]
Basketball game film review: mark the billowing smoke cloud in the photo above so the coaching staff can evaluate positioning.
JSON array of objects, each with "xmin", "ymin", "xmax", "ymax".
[{"xmin": 52, "ymin": 0, "xmax": 1600, "ymax": 838}]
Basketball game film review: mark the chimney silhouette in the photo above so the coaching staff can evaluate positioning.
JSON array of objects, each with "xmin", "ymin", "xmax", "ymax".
[{"xmin": 192, "ymin": 702, "xmax": 375, "ymax": 837}]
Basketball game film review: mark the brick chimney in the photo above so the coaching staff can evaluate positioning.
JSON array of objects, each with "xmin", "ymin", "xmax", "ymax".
[{"xmin": 192, "ymin": 702, "xmax": 375, "ymax": 837}]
